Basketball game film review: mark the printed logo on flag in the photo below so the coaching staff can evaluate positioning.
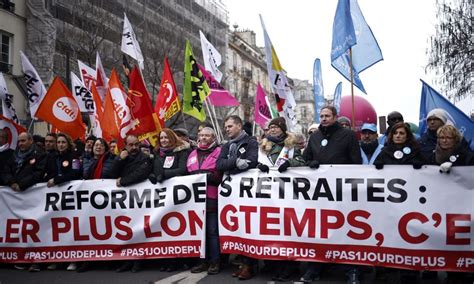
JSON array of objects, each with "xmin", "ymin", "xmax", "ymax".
[{"xmin": 53, "ymin": 97, "xmax": 79, "ymax": 122}]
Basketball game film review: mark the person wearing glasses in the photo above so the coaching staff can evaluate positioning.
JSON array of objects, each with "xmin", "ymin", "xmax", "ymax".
[{"xmin": 430, "ymin": 125, "xmax": 474, "ymax": 170}]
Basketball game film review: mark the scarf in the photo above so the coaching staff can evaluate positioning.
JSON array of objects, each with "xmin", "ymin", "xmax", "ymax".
[
  {"xmin": 93, "ymin": 154, "xmax": 106, "ymax": 179},
  {"xmin": 434, "ymin": 145, "xmax": 455, "ymax": 165},
  {"xmin": 159, "ymin": 147, "xmax": 173, "ymax": 157},
  {"xmin": 228, "ymin": 131, "xmax": 248, "ymax": 158},
  {"xmin": 15, "ymin": 145, "xmax": 35, "ymax": 168},
  {"xmin": 198, "ymin": 141, "xmax": 217, "ymax": 151},
  {"xmin": 266, "ymin": 134, "xmax": 286, "ymax": 145}
]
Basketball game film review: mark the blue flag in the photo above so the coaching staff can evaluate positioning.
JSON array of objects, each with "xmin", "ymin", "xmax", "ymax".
[
  {"xmin": 333, "ymin": 82, "xmax": 343, "ymax": 114},
  {"xmin": 313, "ymin": 58, "xmax": 325, "ymax": 123},
  {"xmin": 331, "ymin": 0, "xmax": 383, "ymax": 94},
  {"xmin": 419, "ymin": 80, "xmax": 474, "ymax": 150}
]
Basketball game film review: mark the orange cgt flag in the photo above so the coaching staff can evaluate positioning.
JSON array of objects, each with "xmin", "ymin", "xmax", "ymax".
[{"xmin": 36, "ymin": 77, "xmax": 86, "ymax": 140}]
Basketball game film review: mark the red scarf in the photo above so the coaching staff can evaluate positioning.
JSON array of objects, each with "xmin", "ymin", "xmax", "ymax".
[{"xmin": 93, "ymin": 154, "xmax": 106, "ymax": 179}]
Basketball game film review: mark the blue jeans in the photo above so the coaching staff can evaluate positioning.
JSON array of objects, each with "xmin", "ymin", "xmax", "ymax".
[{"xmin": 206, "ymin": 211, "xmax": 220, "ymax": 263}]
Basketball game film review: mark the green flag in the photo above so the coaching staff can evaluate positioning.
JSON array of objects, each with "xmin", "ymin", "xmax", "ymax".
[{"xmin": 183, "ymin": 40, "xmax": 210, "ymax": 122}]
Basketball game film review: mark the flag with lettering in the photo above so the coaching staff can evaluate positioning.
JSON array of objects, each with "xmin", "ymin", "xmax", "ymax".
[
  {"xmin": 77, "ymin": 60, "xmax": 96, "ymax": 91},
  {"xmin": 198, "ymin": 64, "xmax": 239, "ymax": 107},
  {"xmin": 154, "ymin": 57, "xmax": 181, "ymax": 127},
  {"xmin": 71, "ymin": 72, "xmax": 95, "ymax": 113},
  {"xmin": 183, "ymin": 40, "xmax": 210, "ymax": 122},
  {"xmin": 419, "ymin": 80, "xmax": 474, "ymax": 150},
  {"xmin": 0, "ymin": 114, "xmax": 26, "ymax": 150},
  {"xmin": 260, "ymin": 15, "xmax": 297, "ymax": 130},
  {"xmin": 89, "ymin": 83, "xmax": 105, "ymax": 139},
  {"xmin": 313, "ymin": 59, "xmax": 325, "ymax": 123},
  {"xmin": 36, "ymin": 77, "xmax": 86, "ymax": 140},
  {"xmin": 0, "ymin": 72, "xmax": 19, "ymax": 123},
  {"xmin": 121, "ymin": 13, "xmax": 144, "ymax": 70},
  {"xmin": 128, "ymin": 65, "xmax": 160, "ymax": 136},
  {"xmin": 199, "ymin": 30, "xmax": 222, "ymax": 82},
  {"xmin": 254, "ymin": 83, "xmax": 273, "ymax": 129},
  {"xmin": 20, "ymin": 51, "xmax": 47, "ymax": 118}
]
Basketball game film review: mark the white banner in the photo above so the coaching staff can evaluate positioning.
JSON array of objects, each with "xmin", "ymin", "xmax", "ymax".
[
  {"xmin": 20, "ymin": 51, "xmax": 47, "ymax": 118},
  {"xmin": 71, "ymin": 72, "xmax": 95, "ymax": 113},
  {"xmin": 0, "ymin": 175, "xmax": 207, "ymax": 263},
  {"xmin": 121, "ymin": 13, "xmax": 144, "ymax": 70},
  {"xmin": 0, "ymin": 72, "xmax": 19, "ymax": 123},
  {"xmin": 219, "ymin": 166, "xmax": 474, "ymax": 272}
]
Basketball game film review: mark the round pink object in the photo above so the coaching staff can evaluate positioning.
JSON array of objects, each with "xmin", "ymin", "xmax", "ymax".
[{"xmin": 339, "ymin": 95, "xmax": 378, "ymax": 135}]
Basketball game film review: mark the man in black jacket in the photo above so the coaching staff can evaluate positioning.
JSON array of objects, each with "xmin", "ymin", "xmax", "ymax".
[
  {"xmin": 114, "ymin": 134, "xmax": 151, "ymax": 273},
  {"xmin": 114, "ymin": 135, "xmax": 152, "ymax": 188},
  {"xmin": 301, "ymin": 106, "xmax": 362, "ymax": 283},
  {"xmin": 4, "ymin": 132, "xmax": 47, "ymax": 192},
  {"xmin": 216, "ymin": 115, "xmax": 258, "ymax": 280}
]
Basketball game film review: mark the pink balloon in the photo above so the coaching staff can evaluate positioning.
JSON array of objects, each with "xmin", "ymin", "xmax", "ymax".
[{"xmin": 339, "ymin": 95, "xmax": 378, "ymax": 135}]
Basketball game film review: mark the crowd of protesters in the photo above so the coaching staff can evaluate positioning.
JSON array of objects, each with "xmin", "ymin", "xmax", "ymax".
[{"xmin": 0, "ymin": 106, "xmax": 472, "ymax": 284}]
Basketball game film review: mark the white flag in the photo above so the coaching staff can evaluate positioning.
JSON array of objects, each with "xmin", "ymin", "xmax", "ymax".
[
  {"xmin": 20, "ymin": 51, "xmax": 47, "ymax": 118},
  {"xmin": 121, "ymin": 13, "xmax": 144, "ymax": 70},
  {"xmin": 259, "ymin": 16, "xmax": 297, "ymax": 130},
  {"xmin": 0, "ymin": 72, "xmax": 19, "ymax": 123},
  {"xmin": 95, "ymin": 51, "xmax": 108, "ymax": 103},
  {"xmin": 71, "ymin": 72, "xmax": 95, "ymax": 113},
  {"xmin": 77, "ymin": 60, "xmax": 96, "ymax": 91},
  {"xmin": 199, "ymin": 30, "xmax": 223, "ymax": 82}
]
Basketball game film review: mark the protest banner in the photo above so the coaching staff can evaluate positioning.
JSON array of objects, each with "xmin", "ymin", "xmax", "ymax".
[
  {"xmin": 0, "ymin": 175, "xmax": 206, "ymax": 263},
  {"xmin": 218, "ymin": 166, "xmax": 474, "ymax": 272}
]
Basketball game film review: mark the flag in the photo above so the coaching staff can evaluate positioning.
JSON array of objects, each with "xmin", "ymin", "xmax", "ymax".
[
  {"xmin": 198, "ymin": 64, "xmax": 239, "ymax": 107},
  {"xmin": 331, "ymin": 0, "xmax": 383, "ymax": 94},
  {"xmin": 333, "ymin": 82, "xmax": 343, "ymax": 114},
  {"xmin": 103, "ymin": 69, "xmax": 135, "ymax": 142},
  {"xmin": 183, "ymin": 40, "xmax": 210, "ymax": 122},
  {"xmin": 77, "ymin": 60, "xmax": 96, "ymax": 90},
  {"xmin": 71, "ymin": 72, "xmax": 95, "ymax": 113},
  {"xmin": 154, "ymin": 57, "xmax": 180, "ymax": 126},
  {"xmin": 313, "ymin": 59, "xmax": 325, "ymax": 123},
  {"xmin": 35, "ymin": 77, "xmax": 86, "ymax": 140},
  {"xmin": 260, "ymin": 15, "xmax": 297, "ymax": 130},
  {"xmin": 95, "ymin": 51, "xmax": 108, "ymax": 102},
  {"xmin": 0, "ymin": 114, "xmax": 26, "ymax": 150},
  {"xmin": 254, "ymin": 83, "xmax": 273, "ymax": 129},
  {"xmin": 20, "ymin": 51, "xmax": 47, "ymax": 118},
  {"xmin": 121, "ymin": 13, "xmax": 144, "ymax": 70},
  {"xmin": 128, "ymin": 65, "xmax": 160, "ymax": 136},
  {"xmin": 419, "ymin": 80, "xmax": 474, "ymax": 150},
  {"xmin": 199, "ymin": 30, "xmax": 223, "ymax": 82},
  {"xmin": 90, "ymin": 83, "xmax": 105, "ymax": 139},
  {"xmin": 0, "ymin": 72, "xmax": 19, "ymax": 123}
]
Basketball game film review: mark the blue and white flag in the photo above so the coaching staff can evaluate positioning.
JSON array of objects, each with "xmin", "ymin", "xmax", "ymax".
[
  {"xmin": 313, "ymin": 59, "xmax": 325, "ymax": 123},
  {"xmin": 419, "ymin": 80, "xmax": 474, "ymax": 150},
  {"xmin": 333, "ymin": 82, "xmax": 343, "ymax": 114},
  {"xmin": 331, "ymin": 0, "xmax": 383, "ymax": 94}
]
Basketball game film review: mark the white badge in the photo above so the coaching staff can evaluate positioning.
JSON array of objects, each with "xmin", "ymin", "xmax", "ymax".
[
  {"xmin": 163, "ymin": 156, "xmax": 175, "ymax": 168},
  {"xmin": 239, "ymin": 147, "xmax": 246, "ymax": 154},
  {"xmin": 402, "ymin": 147, "xmax": 412, "ymax": 155},
  {"xmin": 321, "ymin": 139, "xmax": 328, "ymax": 147},
  {"xmin": 449, "ymin": 155, "xmax": 457, "ymax": 163},
  {"xmin": 275, "ymin": 158, "xmax": 287, "ymax": 167},
  {"xmin": 189, "ymin": 156, "xmax": 197, "ymax": 165},
  {"xmin": 394, "ymin": 150, "xmax": 403, "ymax": 159}
]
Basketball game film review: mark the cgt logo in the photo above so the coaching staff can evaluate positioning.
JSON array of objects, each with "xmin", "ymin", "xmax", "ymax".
[{"xmin": 53, "ymin": 97, "xmax": 78, "ymax": 122}]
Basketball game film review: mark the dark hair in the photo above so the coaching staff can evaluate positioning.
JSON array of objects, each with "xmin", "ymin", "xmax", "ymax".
[
  {"xmin": 225, "ymin": 115, "xmax": 243, "ymax": 125},
  {"xmin": 86, "ymin": 135, "xmax": 97, "ymax": 142},
  {"xmin": 387, "ymin": 122, "xmax": 418, "ymax": 148},
  {"xmin": 56, "ymin": 133, "xmax": 75, "ymax": 151},
  {"xmin": 46, "ymin": 133, "xmax": 57, "ymax": 139},
  {"xmin": 94, "ymin": 138, "xmax": 109, "ymax": 153},
  {"xmin": 321, "ymin": 105, "xmax": 337, "ymax": 116}
]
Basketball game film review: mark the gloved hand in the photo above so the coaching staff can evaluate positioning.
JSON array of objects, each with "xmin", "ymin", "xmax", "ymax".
[
  {"xmin": 308, "ymin": 160, "xmax": 320, "ymax": 169},
  {"xmin": 257, "ymin": 163, "xmax": 270, "ymax": 173},
  {"xmin": 412, "ymin": 161, "xmax": 423, "ymax": 170},
  {"xmin": 148, "ymin": 174, "xmax": 157, "ymax": 184},
  {"xmin": 278, "ymin": 160, "xmax": 290, "ymax": 173},
  {"xmin": 236, "ymin": 158, "xmax": 251, "ymax": 170},
  {"xmin": 439, "ymin": 162, "xmax": 453, "ymax": 174},
  {"xmin": 374, "ymin": 161, "xmax": 384, "ymax": 170}
]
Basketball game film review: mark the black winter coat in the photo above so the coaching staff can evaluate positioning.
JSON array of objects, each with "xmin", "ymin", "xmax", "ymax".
[
  {"xmin": 303, "ymin": 122, "xmax": 362, "ymax": 165},
  {"xmin": 374, "ymin": 144, "xmax": 427, "ymax": 166},
  {"xmin": 5, "ymin": 145, "xmax": 47, "ymax": 191},
  {"xmin": 428, "ymin": 144, "xmax": 474, "ymax": 166},
  {"xmin": 217, "ymin": 134, "xmax": 258, "ymax": 174},
  {"xmin": 0, "ymin": 148, "xmax": 14, "ymax": 186},
  {"xmin": 83, "ymin": 153, "xmax": 117, "ymax": 179},
  {"xmin": 44, "ymin": 150, "xmax": 82, "ymax": 185},
  {"xmin": 151, "ymin": 142, "xmax": 191, "ymax": 180},
  {"xmin": 113, "ymin": 151, "xmax": 152, "ymax": 186}
]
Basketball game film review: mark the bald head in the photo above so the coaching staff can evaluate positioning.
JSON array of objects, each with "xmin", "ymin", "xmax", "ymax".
[{"xmin": 18, "ymin": 132, "xmax": 33, "ymax": 152}]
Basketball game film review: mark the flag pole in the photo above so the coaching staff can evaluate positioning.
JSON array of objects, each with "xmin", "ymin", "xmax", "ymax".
[
  {"xmin": 349, "ymin": 48, "xmax": 356, "ymax": 130},
  {"xmin": 210, "ymin": 103, "xmax": 224, "ymax": 142},
  {"xmin": 204, "ymin": 98, "xmax": 221, "ymax": 143}
]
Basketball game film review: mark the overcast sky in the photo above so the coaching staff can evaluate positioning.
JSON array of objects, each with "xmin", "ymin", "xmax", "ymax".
[{"xmin": 224, "ymin": 0, "xmax": 441, "ymax": 123}]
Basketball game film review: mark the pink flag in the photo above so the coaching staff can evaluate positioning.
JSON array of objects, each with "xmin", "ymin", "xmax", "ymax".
[
  {"xmin": 198, "ymin": 64, "xmax": 239, "ymax": 107},
  {"xmin": 254, "ymin": 83, "xmax": 272, "ymax": 128}
]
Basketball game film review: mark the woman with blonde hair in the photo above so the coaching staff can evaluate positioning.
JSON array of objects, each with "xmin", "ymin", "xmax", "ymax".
[{"xmin": 430, "ymin": 125, "xmax": 474, "ymax": 172}]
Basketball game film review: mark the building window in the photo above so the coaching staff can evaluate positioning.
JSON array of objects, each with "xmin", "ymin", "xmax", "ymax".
[{"xmin": 0, "ymin": 32, "xmax": 12, "ymax": 74}]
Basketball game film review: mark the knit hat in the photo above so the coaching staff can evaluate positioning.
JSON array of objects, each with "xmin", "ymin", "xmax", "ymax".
[
  {"xmin": 268, "ymin": 117, "xmax": 287, "ymax": 133},
  {"xmin": 308, "ymin": 123, "xmax": 319, "ymax": 133},
  {"xmin": 427, "ymin": 108, "xmax": 448, "ymax": 124},
  {"xmin": 173, "ymin": 128, "xmax": 189, "ymax": 137},
  {"xmin": 337, "ymin": 116, "xmax": 351, "ymax": 125}
]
